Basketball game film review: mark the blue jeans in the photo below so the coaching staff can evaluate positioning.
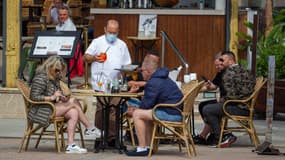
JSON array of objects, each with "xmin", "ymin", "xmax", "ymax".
[{"xmin": 154, "ymin": 108, "xmax": 182, "ymax": 122}]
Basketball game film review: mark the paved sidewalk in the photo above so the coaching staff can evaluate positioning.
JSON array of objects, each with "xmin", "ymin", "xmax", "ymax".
[
  {"xmin": 0, "ymin": 118, "xmax": 284, "ymax": 160},
  {"xmin": 0, "ymin": 137, "xmax": 284, "ymax": 160}
]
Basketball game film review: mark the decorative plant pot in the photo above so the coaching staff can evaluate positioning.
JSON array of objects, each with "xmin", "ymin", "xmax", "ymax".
[{"xmin": 255, "ymin": 80, "xmax": 285, "ymax": 114}]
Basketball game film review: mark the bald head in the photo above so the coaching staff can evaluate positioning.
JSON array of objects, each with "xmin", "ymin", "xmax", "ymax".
[
  {"xmin": 220, "ymin": 51, "xmax": 236, "ymax": 68},
  {"xmin": 144, "ymin": 53, "xmax": 160, "ymax": 64},
  {"xmin": 141, "ymin": 55, "xmax": 159, "ymax": 80},
  {"xmin": 105, "ymin": 19, "xmax": 119, "ymax": 34}
]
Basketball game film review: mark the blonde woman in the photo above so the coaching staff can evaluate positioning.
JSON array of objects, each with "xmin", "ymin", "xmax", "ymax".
[{"xmin": 30, "ymin": 55, "xmax": 100, "ymax": 154}]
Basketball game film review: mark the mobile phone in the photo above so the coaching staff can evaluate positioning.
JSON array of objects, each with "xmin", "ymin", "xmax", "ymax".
[{"xmin": 201, "ymin": 75, "xmax": 208, "ymax": 81}]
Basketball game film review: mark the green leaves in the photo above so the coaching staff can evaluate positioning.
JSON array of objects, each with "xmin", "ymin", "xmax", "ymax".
[
  {"xmin": 236, "ymin": 21, "xmax": 254, "ymax": 51},
  {"xmin": 257, "ymin": 24, "xmax": 285, "ymax": 79},
  {"xmin": 236, "ymin": 9, "xmax": 285, "ymax": 79}
]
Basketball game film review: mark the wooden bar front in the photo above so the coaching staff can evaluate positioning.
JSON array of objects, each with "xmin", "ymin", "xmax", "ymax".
[{"xmin": 90, "ymin": 9, "xmax": 226, "ymax": 80}]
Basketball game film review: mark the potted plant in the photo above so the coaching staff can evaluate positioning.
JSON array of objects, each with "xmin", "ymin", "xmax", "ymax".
[
  {"xmin": 237, "ymin": 9, "xmax": 285, "ymax": 116},
  {"xmin": 255, "ymin": 18, "xmax": 285, "ymax": 115},
  {"xmin": 257, "ymin": 24, "xmax": 285, "ymax": 79}
]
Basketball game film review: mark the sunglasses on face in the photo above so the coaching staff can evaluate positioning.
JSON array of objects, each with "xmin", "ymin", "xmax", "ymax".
[
  {"xmin": 55, "ymin": 68, "xmax": 61, "ymax": 73},
  {"xmin": 219, "ymin": 58, "xmax": 224, "ymax": 62}
]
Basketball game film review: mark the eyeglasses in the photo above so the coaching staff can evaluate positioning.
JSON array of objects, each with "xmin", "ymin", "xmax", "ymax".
[{"xmin": 219, "ymin": 58, "xmax": 224, "ymax": 62}]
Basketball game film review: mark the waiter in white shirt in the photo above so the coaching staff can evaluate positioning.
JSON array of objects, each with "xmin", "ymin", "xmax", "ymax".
[{"xmin": 84, "ymin": 19, "xmax": 131, "ymax": 145}]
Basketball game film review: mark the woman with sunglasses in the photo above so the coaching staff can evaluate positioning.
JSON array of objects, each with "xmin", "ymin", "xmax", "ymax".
[{"xmin": 29, "ymin": 55, "xmax": 100, "ymax": 154}]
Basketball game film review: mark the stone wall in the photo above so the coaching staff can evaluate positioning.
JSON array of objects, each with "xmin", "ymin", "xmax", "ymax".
[
  {"xmin": 0, "ymin": 88, "xmax": 96, "ymax": 122},
  {"xmin": 0, "ymin": 90, "xmax": 25, "ymax": 119}
]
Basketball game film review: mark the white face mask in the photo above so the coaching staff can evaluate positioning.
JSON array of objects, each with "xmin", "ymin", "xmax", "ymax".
[{"xmin": 105, "ymin": 33, "xmax": 117, "ymax": 44}]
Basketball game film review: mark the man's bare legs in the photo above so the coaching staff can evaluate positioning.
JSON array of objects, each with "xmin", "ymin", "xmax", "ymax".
[
  {"xmin": 132, "ymin": 109, "xmax": 153, "ymax": 149},
  {"xmin": 145, "ymin": 120, "xmax": 154, "ymax": 146}
]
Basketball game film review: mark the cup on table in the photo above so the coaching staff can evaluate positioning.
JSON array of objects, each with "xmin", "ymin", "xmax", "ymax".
[
  {"xmin": 190, "ymin": 73, "xmax": 197, "ymax": 81},
  {"xmin": 184, "ymin": 75, "xmax": 191, "ymax": 83},
  {"xmin": 120, "ymin": 83, "xmax": 128, "ymax": 92}
]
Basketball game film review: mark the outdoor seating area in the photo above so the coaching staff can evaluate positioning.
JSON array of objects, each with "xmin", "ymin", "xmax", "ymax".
[
  {"xmin": 0, "ymin": 75, "xmax": 284, "ymax": 159},
  {"xmin": 1, "ymin": 0, "xmax": 285, "ymax": 160}
]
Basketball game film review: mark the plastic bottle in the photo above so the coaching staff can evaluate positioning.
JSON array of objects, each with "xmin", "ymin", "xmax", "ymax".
[
  {"xmin": 199, "ymin": 0, "xmax": 204, "ymax": 10},
  {"xmin": 111, "ymin": 78, "xmax": 119, "ymax": 93},
  {"xmin": 129, "ymin": 0, "xmax": 133, "ymax": 8},
  {"xmin": 138, "ymin": 0, "xmax": 142, "ymax": 8}
]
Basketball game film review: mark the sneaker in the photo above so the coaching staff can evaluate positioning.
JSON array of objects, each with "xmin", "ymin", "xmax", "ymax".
[
  {"xmin": 206, "ymin": 133, "xmax": 216, "ymax": 145},
  {"xmin": 65, "ymin": 144, "xmax": 87, "ymax": 154},
  {"xmin": 220, "ymin": 133, "xmax": 237, "ymax": 148},
  {"xmin": 208, "ymin": 138, "xmax": 219, "ymax": 148},
  {"xmin": 193, "ymin": 135, "xmax": 207, "ymax": 145},
  {"xmin": 84, "ymin": 127, "xmax": 101, "ymax": 138},
  {"xmin": 208, "ymin": 133, "xmax": 237, "ymax": 148},
  {"xmin": 126, "ymin": 149, "xmax": 149, "ymax": 156}
]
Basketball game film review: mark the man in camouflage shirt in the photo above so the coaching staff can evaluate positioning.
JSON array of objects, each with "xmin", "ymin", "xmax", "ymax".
[{"xmin": 202, "ymin": 51, "xmax": 256, "ymax": 147}]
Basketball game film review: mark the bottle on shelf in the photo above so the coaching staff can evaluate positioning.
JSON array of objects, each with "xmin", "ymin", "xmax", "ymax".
[{"xmin": 199, "ymin": 0, "xmax": 204, "ymax": 10}]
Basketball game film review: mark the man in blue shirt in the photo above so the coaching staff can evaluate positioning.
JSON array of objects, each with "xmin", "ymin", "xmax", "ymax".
[{"xmin": 126, "ymin": 55, "xmax": 183, "ymax": 156}]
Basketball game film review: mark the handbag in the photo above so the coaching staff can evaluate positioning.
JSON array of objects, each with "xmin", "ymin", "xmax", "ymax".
[{"xmin": 59, "ymin": 80, "xmax": 71, "ymax": 96}]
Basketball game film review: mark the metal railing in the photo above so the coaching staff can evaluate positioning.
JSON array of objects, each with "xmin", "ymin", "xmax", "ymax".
[
  {"xmin": 77, "ymin": 27, "xmax": 92, "ymax": 89},
  {"xmin": 160, "ymin": 31, "xmax": 189, "ymax": 75}
]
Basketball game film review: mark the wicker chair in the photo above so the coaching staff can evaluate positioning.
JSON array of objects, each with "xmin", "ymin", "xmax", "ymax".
[
  {"xmin": 17, "ymin": 79, "xmax": 87, "ymax": 152},
  {"xmin": 122, "ymin": 98, "xmax": 142, "ymax": 146},
  {"xmin": 149, "ymin": 80, "xmax": 205, "ymax": 157},
  {"xmin": 217, "ymin": 76, "xmax": 267, "ymax": 148},
  {"xmin": 122, "ymin": 112, "xmax": 136, "ymax": 146},
  {"xmin": 17, "ymin": 79, "xmax": 65, "ymax": 152}
]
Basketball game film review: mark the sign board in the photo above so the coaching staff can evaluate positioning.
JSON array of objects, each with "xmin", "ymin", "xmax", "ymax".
[
  {"xmin": 29, "ymin": 30, "xmax": 81, "ymax": 58},
  {"xmin": 138, "ymin": 14, "xmax": 157, "ymax": 38}
]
